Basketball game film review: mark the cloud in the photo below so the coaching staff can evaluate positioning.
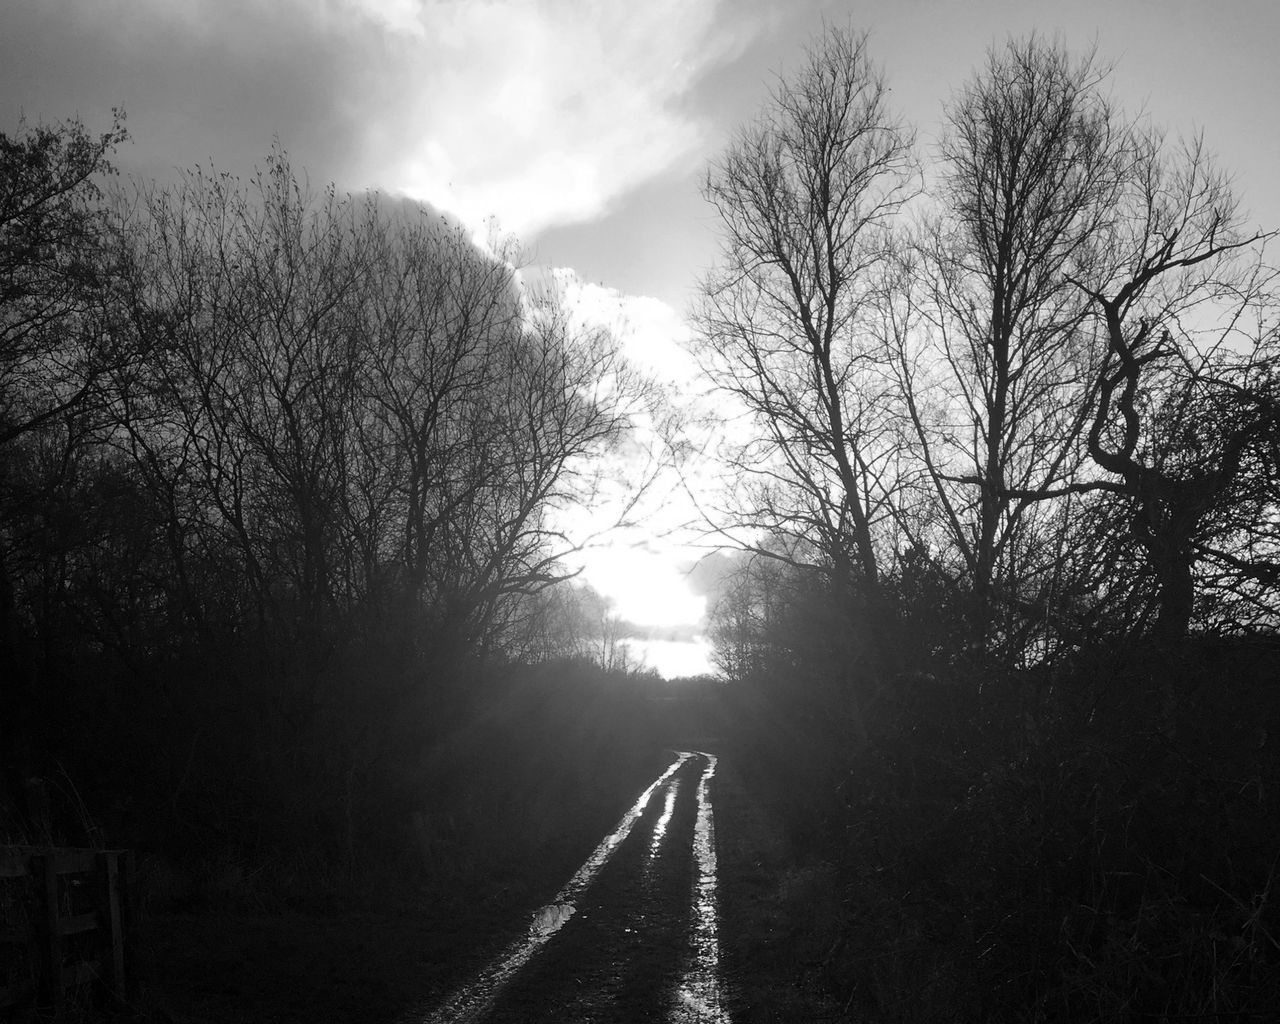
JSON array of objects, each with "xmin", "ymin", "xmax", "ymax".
[
  {"xmin": 0, "ymin": 0, "xmax": 762, "ymax": 239},
  {"xmin": 0, "ymin": 0, "xmax": 362, "ymax": 183},
  {"xmin": 547, "ymin": 268, "xmax": 700, "ymax": 385},
  {"xmin": 358, "ymin": 0, "xmax": 759, "ymax": 236}
]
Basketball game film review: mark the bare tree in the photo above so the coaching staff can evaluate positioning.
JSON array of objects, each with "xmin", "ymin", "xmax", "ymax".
[
  {"xmin": 115, "ymin": 151, "xmax": 656, "ymax": 662},
  {"xmin": 1067, "ymin": 133, "xmax": 1279, "ymax": 637},
  {"xmin": 1, "ymin": 112, "xmax": 131, "ymax": 743},
  {"xmin": 423, "ymin": 299, "xmax": 651, "ymax": 653},
  {"xmin": 115, "ymin": 154, "xmax": 372, "ymax": 634},
  {"xmin": 354, "ymin": 208, "xmax": 521, "ymax": 612},
  {"xmin": 0, "ymin": 112, "xmax": 129, "ymax": 447},
  {"xmin": 707, "ymin": 549, "xmax": 790, "ymax": 683},
  {"xmin": 888, "ymin": 38, "xmax": 1279, "ymax": 648},
  {"xmin": 695, "ymin": 26, "xmax": 918, "ymax": 653},
  {"xmin": 889, "ymin": 37, "xmax": 1126, "ymax": 659}
]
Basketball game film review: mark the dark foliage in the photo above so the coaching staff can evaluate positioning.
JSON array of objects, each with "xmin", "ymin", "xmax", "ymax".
[
  {"xmin": 714, "ymin": 631, "xmax": 1280, "ymax": 1023},
  {"xmin": 0, "ymin": 117, "xmax": 654, "ymax": 920}
]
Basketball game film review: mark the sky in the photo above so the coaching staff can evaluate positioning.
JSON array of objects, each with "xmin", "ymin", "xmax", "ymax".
[{"xmin": 5, "ymin": 0, "xmax": 1278, "ymax": 676}]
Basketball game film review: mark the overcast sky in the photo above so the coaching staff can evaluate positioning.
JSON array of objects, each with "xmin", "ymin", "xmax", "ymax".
[{"xmin": 5, "ymin": 0, "xmax": 1277, "ymax": 674}]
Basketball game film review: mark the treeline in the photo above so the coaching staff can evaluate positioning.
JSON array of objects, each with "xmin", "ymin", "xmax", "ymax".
[
  {"xmin": 700, "ymin": 31, "xmax": 1278, "ymax": 676},
  {"xmin": 697, "ymin": 30, "xmax": 1280, "ymax": 1021},
  {"xmin": 0, "ymin": 115, "xmax": 657, "ymax": 876}
]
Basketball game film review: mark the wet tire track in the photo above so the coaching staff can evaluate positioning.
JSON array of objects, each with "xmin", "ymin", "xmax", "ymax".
[
  {"xmin": 487, "ymin": 759, "xmax": 700, "ymax": 1022},
  {"xmin": 416, "ymin": 751, "xmax": 730, "ymax": 1024}
]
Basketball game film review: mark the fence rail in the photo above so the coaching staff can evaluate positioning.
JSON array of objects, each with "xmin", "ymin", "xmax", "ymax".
[{"xmin": 0, "ymin": 845, "xmax": 134, "ymax": 1011}]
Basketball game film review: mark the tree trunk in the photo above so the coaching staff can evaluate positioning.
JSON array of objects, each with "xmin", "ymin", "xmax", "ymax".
[
  {"xmin": 1139, "ymin": 500, "xmax": 1198, "ymax": 640},
  {"xmin": 1151, "ymin": 547, "xmax": 1195, "ymax": 639}
]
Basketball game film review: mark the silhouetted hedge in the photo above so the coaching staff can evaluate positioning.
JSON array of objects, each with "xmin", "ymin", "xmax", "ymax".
[{"xmin": 720, "ymin": 636, "xmax": 1280, "ymax": 1022}]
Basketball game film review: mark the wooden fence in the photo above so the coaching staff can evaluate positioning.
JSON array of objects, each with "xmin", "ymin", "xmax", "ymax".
[{"xmin": 0, "ymin": 846, "xmax": 134, "ymax": 1012}]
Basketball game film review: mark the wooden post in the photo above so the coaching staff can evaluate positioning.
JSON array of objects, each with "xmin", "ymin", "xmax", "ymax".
[
  {"xmin": 98, "ymin": 850, "xmax": 126, "ymax": 1002},
  {"xmin": 121, "ymin": 850, "xmax": 139, "ymax": 1000},
  {"xmin": 36, "ymin": 851, "xmax": 64, "ymax": 1011},
  {"xmin": 0, "ymin": 848, "xmax": 34, "ymax": 1008}
]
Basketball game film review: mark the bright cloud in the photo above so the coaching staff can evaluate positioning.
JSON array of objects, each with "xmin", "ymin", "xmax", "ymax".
[
  {"xmin": 340, "ymin": 0, "xmax": 427, "ymax": 38},
  {"xmin": 549, "ymin": 268, "xmax": 701, "ymax": 385},
  {"xmin": 4, "ymin": 0, "xmax": 763, "ymax": 241},
  {"xmin": 347, "ymin": 0, "xmax": 759, "ymax": 236}
]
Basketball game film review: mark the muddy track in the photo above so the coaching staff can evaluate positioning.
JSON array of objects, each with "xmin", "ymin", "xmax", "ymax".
[
  {"xmin": 413, "ymin": 752, "xmax": 730, "ymax": 1024},
  {"xmin": 136, "ymin": 745, "xmax": 847, "ymax": 1024}
]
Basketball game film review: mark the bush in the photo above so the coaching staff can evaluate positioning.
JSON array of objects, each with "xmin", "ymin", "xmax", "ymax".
[{"xmin": 730, "ymin": 637, "xmax": 1280, "ymax": 1022}]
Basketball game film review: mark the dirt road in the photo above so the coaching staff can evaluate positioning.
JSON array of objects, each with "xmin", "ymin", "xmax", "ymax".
[{"xmin": 414, "ymin": 751, "xmax": 731, "ymax": 1024}]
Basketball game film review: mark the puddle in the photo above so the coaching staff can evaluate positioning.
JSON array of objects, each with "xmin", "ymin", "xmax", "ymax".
[
  {"xmin": 416, "ymin": 751, "xmax": 691, "ymax": 1024},
  {"xmin": 648, "ymin": 776, "xmax": 681, "ymax": 862},
  {"xmin": 529, "ymin": 902, "xmax": 574, "ymax": 937},
  {"xmin": 672, "ymin": 752, "xmax": 731, "ymax": 1023}
]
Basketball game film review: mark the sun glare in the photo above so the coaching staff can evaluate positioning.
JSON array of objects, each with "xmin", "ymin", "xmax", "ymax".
[
  {"xmin": 623, "ymin": 637, "xmax": 716, "ymax": 679},
  {"xmin": 578, "ymin": 547, "xmax": 705, "ymax": 629}
]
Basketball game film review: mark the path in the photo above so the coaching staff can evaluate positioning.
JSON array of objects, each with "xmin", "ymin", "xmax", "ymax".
[{"xmin": 414, "ymin": 751, "xmax": 731, "ymax": 1024}]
